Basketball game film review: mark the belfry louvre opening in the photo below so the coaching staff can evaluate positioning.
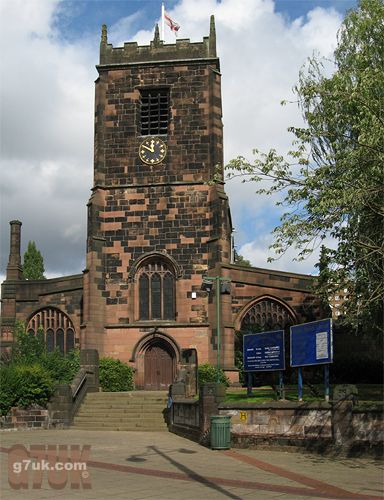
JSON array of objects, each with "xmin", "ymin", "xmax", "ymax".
[{"xmin": 140, "ymin": 89, "xmax": 169, "ymax": 135}]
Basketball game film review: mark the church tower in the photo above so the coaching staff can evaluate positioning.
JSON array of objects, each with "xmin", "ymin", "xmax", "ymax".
[
  {"xmin": 0, "ymin": 15, "xmax": 321, "ymax": 383},
  {"xmin": 83, "ymin": 18, "xmax": 233, "ymax": 388}
]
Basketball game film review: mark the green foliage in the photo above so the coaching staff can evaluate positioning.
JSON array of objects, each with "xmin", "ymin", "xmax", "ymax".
[
  {"xmin": 0, "ymin": 366, "xmax": 18, "ymax": 415},
  {"xmin": 11, "ymin": 321, "xmax": 46, "ymax": 364},
  {"xmin": 222, "ymin": 0, "xmax": 384, "ymax": 335},
  {"xmin": 314, "ymin": 245, "xmax": 334, "ymax": 314},
  {"xmin": 0, "ymin": 322, "xmax": 80, "ymax": 415},
  {"xmin": 234, "ymin": 348, "xmax": 244, "ymax": 385},
  {"xmin": 234, "ymin": 251, "xmax": 252, "ymax": 267},
  {"xmin": 99, "ymin": 357, "xmax": 135, "ymax": 392},
  {"xmin": 40, "ymin": 348, "xmax": 80, "ymax": 384},
  {"xmin": 0, "ymin": 364, "xmax": 54, "ymax": 415},
  {"xmin": 197, "ymin": 363, "xmax": 230, "ymax": 387},
  {"xmin": 23, "ymin": 241, "xmax": 45, "ymax": 280},
  {"xmin": 9, "ymin": 322, "xmax": 80, "ymax": 382}
]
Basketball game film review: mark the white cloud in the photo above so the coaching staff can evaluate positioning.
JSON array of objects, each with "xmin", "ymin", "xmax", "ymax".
[
  {"xmin": 0, "ymin": 0, "xmax": 59, "ymax": 38},
  {"xmin": 239, "ymin": 233, "xmax": 340, "ymax": 275},
  {"xmin": 238, "ymin": 235, "xmax": 321, "ymax": 275},
  {"xmin": 109, "ymin": 11, "xmax": 145, "ymax": 46},
  {"xmin": 0, "ymin": 0, "xmax": 95, "ymax": 276},
  {"xmin": 163, "ymin": 0, "xmax": 342, "ymax": 270},
  {"xmin": 0, "ymin": 0, "xmax": 343, "ymax": 278}
]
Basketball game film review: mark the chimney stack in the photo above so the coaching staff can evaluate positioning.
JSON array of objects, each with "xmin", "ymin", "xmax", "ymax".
[{"xmin": 6, "ymin": 220, "xmax": 23, "ymax": 280}]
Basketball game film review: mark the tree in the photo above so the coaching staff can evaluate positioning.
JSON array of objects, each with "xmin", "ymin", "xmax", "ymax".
[
  {"xmin": 23, "ymin": 241, "xmax": 46, "ymax": 280},
  {"xmin": 234, "ymin": 251, "xmax": 252, "ymax": 268},
  {"xmin": 221, "ymin": 0, "xmax": 384, "ymax": 334},
  {"xmin": 314, "ymin": 245, "xmax": 333, "ymax": 314}
]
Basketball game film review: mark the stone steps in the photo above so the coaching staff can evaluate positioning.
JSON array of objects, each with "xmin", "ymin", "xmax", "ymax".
[
  {"xmin": 76, "ymin": 408, "xmax": 165, "ymax": 415},
  {"xmin": 74, "ymin": 415, "xmax": 167, "ymax": 422},
  {"xmin": 71, "ymin": 391, "xmax": 168, "ymax": 432},
  {"xmin": 71, "ymin": 425, "xmax": 167, "ymax": 431}
]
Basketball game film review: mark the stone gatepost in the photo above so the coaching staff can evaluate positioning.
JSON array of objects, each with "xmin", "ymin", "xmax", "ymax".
[
  {"xmin": 332, "ymin": 400, "xmax": 354, "ymax": 447},
  {"xmin": 48, "ymin": 385, "xmax": 73, "ymax": 427},
  {"xmin": 199, "ymin": 383, "xmax": 226, "ymax": 443}
]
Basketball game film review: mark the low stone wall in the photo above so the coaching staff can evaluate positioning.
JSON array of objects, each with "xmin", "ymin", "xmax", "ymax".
[
  {"xmin": 1, "ymin": 406, "xmax": 49, "ymax": 430},
  {"xmin": 169, "ymin": 383, "xmax": 226, "ymax": 445},
  {"xmin": 220, "ymin": 402, "xmax": 332, "ymax": 438},
  {"xmin": 169, "ymin": 388, "xmax": 383, "ymax": 456},
  {"xmin": 348, "ymin": 407, "xmax": 383, "ymax": 452},
  {"xmin": 173, "ymin": 399, "xmax": 199, "ymax": 427},
  {"xmin": 351, "ymin": 408, "xmax": 382, "ymax": 441},
  {"xmin": 170, "ymin": 399, "xmax": 200, "ymax": 441},
  {"xmin": 218, "ymin": 401, "xmax": 383, "ymax": 455}
]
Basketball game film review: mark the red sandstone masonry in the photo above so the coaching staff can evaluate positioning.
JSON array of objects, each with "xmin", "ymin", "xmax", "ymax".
[
  {"xmin": 1, "ymin": 23, "xmax": 320, "ymax": 388},
  {"xmin": 1, "ymin": 407, "xmax": 49, "ymax": 430}
]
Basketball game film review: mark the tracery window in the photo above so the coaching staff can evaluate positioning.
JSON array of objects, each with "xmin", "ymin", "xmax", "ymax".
[
  {"xmin": 27, "ymin": 308, "xmax": 76, "ymax": 354},
  {"xmin": 138, "ymin": 260, "xmax": 175, "ymax": 320},
  {"xmin": 242, "ymin": 299, "xmax": 294, "ymax": 331}
]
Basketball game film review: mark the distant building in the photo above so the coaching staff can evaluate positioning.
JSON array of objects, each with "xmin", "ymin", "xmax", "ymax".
[
  {"xmin": 329, "ymin": 288, "xmax": 349, "ymax": 319},
  {"xmin": 1, "ymin": 18, "xmax": 320, "ymax": 387}
]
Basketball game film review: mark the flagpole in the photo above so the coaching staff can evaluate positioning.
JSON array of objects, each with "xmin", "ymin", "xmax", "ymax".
[{"xmin": 161, "ymin": 2, "xmax": 165, "ymax": 41}]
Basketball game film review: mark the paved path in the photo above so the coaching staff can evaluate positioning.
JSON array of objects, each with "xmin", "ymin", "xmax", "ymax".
[{"xmin": 0, "ymin": 430, "xmax": 382, "ymax": 499}]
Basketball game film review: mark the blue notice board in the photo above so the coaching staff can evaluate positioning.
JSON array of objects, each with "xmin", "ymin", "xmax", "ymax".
[
  {"xmin": 243, "ymin": 330, "xmax": 285, "ymax": 372},
  {"xmin": 290, "ymin": 319, "xmax": 333, "ymax": 367}
]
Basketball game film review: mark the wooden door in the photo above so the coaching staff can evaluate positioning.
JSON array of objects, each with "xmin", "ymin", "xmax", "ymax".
[{"xmin": 144, "ymin": 344, "xmax": 174, "ymax": 390}]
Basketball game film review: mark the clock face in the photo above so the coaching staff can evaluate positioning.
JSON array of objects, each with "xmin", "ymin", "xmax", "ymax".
[{"xmin": 139, "ymin": 137, "xmax": 167, "ymax": 165}]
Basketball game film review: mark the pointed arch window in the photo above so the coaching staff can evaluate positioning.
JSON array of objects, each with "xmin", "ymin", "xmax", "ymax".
[
  {"xmin": 139, "ymin": 274, "xmax": 150, "ymax": 319},
  {"xmin": 137, "ymin": 259, "xmax": 175, "ymax": 320},
  {"xmin": 242, "ymin": 298, "xmax": 294, "ymax": 331},
  {"xmin": 46, "ymin": 329, "xmax": 54, "ymax": 352},
  {"xmin": 26, "ymin": 308, "xmax": 77, "ymax": 354}
]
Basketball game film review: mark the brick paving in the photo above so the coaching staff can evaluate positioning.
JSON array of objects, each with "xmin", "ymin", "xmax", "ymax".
[{"xmin": 0, "ymin": 429, "xmax": 382, "ymax": 499}]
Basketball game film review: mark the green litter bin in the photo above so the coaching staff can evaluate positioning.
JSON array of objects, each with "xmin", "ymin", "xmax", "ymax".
[{"xmin": 210, "ymin": 415, "xmax": 231, "ymax": 449}]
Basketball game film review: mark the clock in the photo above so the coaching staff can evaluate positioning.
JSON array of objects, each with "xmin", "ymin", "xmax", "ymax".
[{"xmin": 139, "ymin": 137, "xmax": 167, "ymax": 165}]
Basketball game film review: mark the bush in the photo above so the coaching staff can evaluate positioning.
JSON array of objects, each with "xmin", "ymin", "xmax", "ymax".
[
  {"xmin": 0, "ymin": 365, "xmax": 17, "ymax": 415},
  {"xmin": 40, "ymin": 349, "xmax": 80, "ymax": 384},
  {"xmin": 99, "ymin": 357, "xmax": 135, "ymax": 391},
  {"xmin": 0, "ymin": 364, "xmax": 54, "ymax": 415},
  {"xmin": 198, "ymin": 363, "xmax": 229, "ymax": 387},
  {"xmin": 11, "ymin": 322, "xmax": 46, "ymax": 364},
  {"xmin": 0, "ymin": 322, "xmax": 81, "ymax": 415}
]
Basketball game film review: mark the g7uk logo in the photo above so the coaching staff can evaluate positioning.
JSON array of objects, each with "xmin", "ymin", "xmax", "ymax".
[{"xmin": 8, "ymin": 444, "xmax": 92, "ymax": 490}]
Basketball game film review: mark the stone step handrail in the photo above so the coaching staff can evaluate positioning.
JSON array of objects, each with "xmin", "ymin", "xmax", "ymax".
[{"xmin": 71, "ymin": 368, "xmax": 87, "ymax": 399}]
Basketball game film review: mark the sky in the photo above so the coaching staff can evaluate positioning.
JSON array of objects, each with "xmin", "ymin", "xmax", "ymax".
[{"xmin": 0, "ymin": 0, "xmax": 357, "ymax": 283}]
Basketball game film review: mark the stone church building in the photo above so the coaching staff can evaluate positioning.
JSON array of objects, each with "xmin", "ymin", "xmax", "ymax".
[{"xmin": 1, "ymin": 18, "xmax": 319, "ymax": 388}]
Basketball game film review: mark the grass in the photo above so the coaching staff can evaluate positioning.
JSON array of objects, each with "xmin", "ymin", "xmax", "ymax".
[{"xmin": 224, "ymin": 384, "xmax": 383, "ymax": 405}]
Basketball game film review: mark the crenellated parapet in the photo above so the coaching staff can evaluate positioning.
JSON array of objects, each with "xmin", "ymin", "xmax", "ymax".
[{"xmin": 99, "ymin": 15, "xmax": 217, "ymax": 66}]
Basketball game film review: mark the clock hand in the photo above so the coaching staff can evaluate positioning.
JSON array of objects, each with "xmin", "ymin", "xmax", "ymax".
[
  {"xmin": 141, "ymin": 144, "xmax": 154, "ymax": 153},
  {"xmin": 142, "ymin": 140, "xmax": 155, "ymax": 153}
]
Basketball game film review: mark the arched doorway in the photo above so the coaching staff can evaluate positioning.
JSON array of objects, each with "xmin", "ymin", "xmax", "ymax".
[{"xmin": 144, "ymin": 340, "xmax": 175, "ymax": 390}]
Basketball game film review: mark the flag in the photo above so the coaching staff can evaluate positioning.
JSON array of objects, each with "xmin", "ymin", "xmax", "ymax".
[{"xmin": 164, "ymin": 11, "xmax": 180, "ymax": 35}]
